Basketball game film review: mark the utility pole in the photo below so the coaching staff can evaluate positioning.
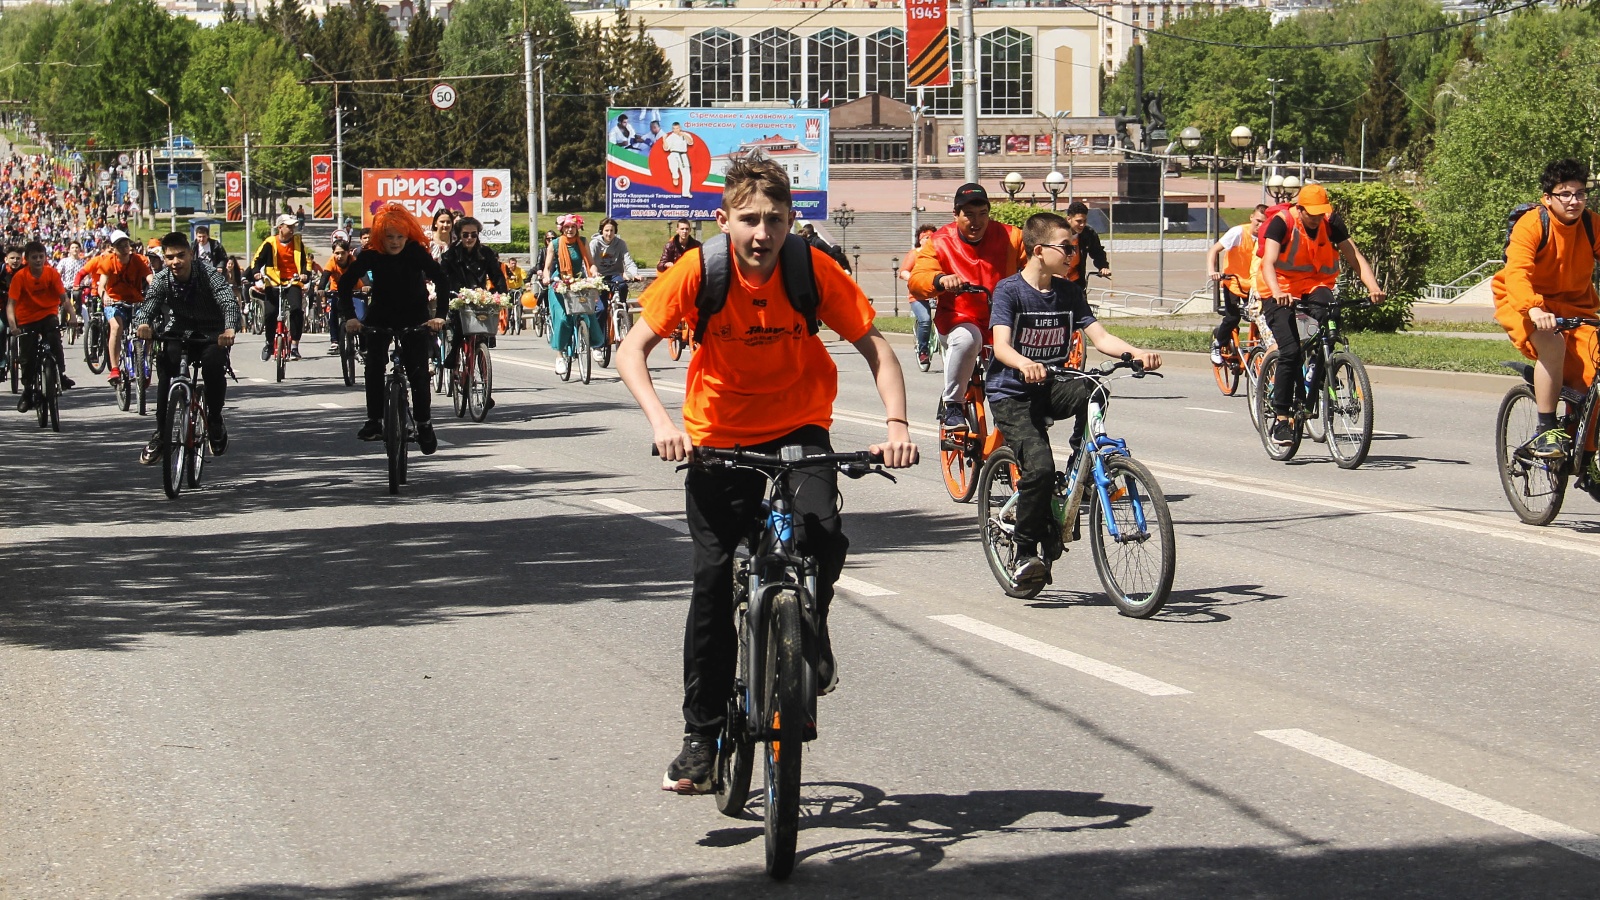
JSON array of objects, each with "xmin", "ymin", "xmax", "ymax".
[
  {"xmin": 146, "ymin": 88, "xmax": 175, "ymax": 233},
  {"xmin": 960, "ymin": 0, "xmax": 977, "ymax": 183},
  {"xmin": 522, "ymin": 29, "xmax": 539, "ymax": 240},
  {"xmin": 303, "ymin": 55, "xmax": 343, "ymax": 228},
  {"xmin": 1264, "ymin": 76, "xmax": 1283, "ymax": 203},
  {"xmin": 911, "ymin": 88, "xmax": 923, "ymax": 239},
  {"xmin": 222, "ymin": 86, "xmax": 252, "ymax": 250}
]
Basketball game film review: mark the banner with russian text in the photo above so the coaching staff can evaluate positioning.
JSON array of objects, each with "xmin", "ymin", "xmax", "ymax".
[
  {"xmin": 359, "ymin": 169, "xmax": 512, "ymax": 243},
  {"xmin": 224, "ymin": 172, "xmax": 243, "ymax": 223},
  {"xmin": 905, "ymin": 0, "xmax": 950, "ymax": 88},
  {"xmin": 311, "ymin": 155, "xmax": 334, "ymax": 220}
]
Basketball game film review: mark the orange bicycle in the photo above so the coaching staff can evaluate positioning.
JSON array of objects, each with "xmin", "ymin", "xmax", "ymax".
[
  {"xmin": 1211, "ymin": 275, "xmax": 1262, "ymax": 397},
  {"xmin": 668, "ymin": 319, "xmax": 696, "ymax": 361},
  {"xmin": 938, "ymin": 287, "xmax": 1005, "ymax": 502}
]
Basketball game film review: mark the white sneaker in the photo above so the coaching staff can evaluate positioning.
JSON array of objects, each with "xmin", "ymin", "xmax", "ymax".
[
  {"xmin": 1209, "ymin": 342, "xmax": 1224, "ymax": 366},
  {"xmin": 555, "ymin": 355, "xmax": 570, "ymax": 377}
]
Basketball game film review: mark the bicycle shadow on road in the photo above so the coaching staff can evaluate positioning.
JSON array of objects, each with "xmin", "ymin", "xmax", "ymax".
[{"xmin": 1025, "ymin": 583, "xmax": 1285, "ymax": 623}]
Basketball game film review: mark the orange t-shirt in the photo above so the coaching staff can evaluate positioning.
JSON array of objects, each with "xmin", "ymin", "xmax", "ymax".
[
  {"xmin": 640, "ymin": 245, "xmax": 875, "ymax": 446},
  {"xmin": 8, "ymin": 265, "xmax": 65, "ymax": 326},
  {"xmin": 100, "ymin": 252, "xmax": 152, "ymax": 304}
]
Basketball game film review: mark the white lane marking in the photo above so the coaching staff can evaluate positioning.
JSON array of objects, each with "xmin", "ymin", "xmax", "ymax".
[
  {"xmin": 435, "ymin": 439, "xmax": 453, "ymax": 447},
  {"xmin": 495, "ymin": 464, "xmax": 529, "ymax": 474},
  {"xmin": 1185, "ymin": 406, "xmax": 1233, "ymax": 415},
  {"xmin": 495, "ymin": 357, "xmax": 551, "ymax": 372},
  {"xmin": 835, "ymin": 575, "xmax": 896, "ymax": 597},
  {"xmin": 1146, "ymin": 459, "xmax": 1600, "ymax": 559},
  {"xmin": 250, "ymin": 377, "xmax": 268, "ymax": 383},
  {"xmin": 317, "ymin": 402, "xmax": 342, "ymax": 409},
  {"xmin": 1259, "ymin": 729, "xmax": 1600, "ymax": 862},
  {"xmin": 929, "ymin": 614, "xmax": 1191, "ymax": 697},
  {"xmin": 592, "ymin": 497, "xmax": 690, "ymax": 534}
]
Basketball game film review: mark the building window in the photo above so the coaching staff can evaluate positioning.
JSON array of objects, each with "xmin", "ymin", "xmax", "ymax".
[
  {"xmin": 927, "ymin": 29, "xmax": 964, "ymax": 115},
  {"xmin": 980, "ymin": 28, "xmax": 1031, "ymax": 115},
  {"xmin": 866, "ymin": 27, "xmax": 906, "ymax": 102},
  {"xmin": 809, "ymin": 28, "xmax": 857, "ymax": 106},
  {"xmin": 750, "ymin": 27, "xmax": 799, "ymax": 104},
  {"xmin": 690, "ymin": 28, "xmax": 740, "ymax": 105}
]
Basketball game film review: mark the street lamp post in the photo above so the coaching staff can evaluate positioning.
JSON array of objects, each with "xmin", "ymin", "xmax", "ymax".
[
  {"xmin": 302, "ymin": 54, "xmax": 343, "ymax": 228},
  {"xmin": 1178, "ymin": 126, "xmax": 1209, "ymax": 243},
  {"xmin": 1043, "ymin": 170, "xmax": 1065, "ymax": 211},
  {"xmin": 1003, "ymin": 171, "xmax": 1024, "ymax": 204},
  {"xmin": 1264, "ymin": 76, "xmax": 1284, "ymax": 203},
  {"xmin": 146, "ymin": 88, "xmax": 175, "ymax": 233},
  {"xmin": 832, "ymin": 204, "xmax": 855, "ymax": 261},
  {"xmin": 1230, "ymin": 124, "xmax": 1253, "ymax": 181},
  {"xmin": 221, "ymin": 86, "xmax": 252, "ymax": 249}
]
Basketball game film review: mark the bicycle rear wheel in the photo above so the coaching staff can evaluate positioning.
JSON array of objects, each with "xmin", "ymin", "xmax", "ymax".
[
  {"xmin": 115, "ymin": 363, "xmax": 132, "ymax": 411},
  {"xmin": 8, "ymin": 337, "xmax": 17, "ymax": 393},
  {"xmin": 163, "ymin": 383, "xmax": 191, "ymax": 499},
  {"xmin": 340, "ymin": 332, "xmax": 357, "ymax": 387},
  {"xmin": 577, "ymin": 320, "xmax": 593, "ymax": 384},
  {"xmin": 715, "ymin": 604, "xmax": 755, "ymax": 819},
  {"xmin": 468, "ymin": 344, "xmax": 492, "ymax": 422},
  {"xmin": 188, "ymin": 406, "xmax": 208, "ymax": 488},
  {"xmin": 274, "ymin": 332, "xmax": 287, "ymax": 383},
  {"xmin": 385, "ymin": 375, "xmax": 407, "ymax": 495},
  {"xmin": 1326, "ymin": 351, "xmax": 1374, "ymax": 469},
  {"xmin": 1496, "ymin": 383, "xmax": 1567, "ymax": 525},
  {"xmin": 1256, "ymin": 350, "xmax": 1301, "ymax": 461},
  {"xmin": 762, "ymin": 591, "xmax": 805, "ymax": 881},
  {"xmin": 1213, "ymin": 349, "xmax": 1241, "ymax": 397},
  {"xmin": 85, "ymin": 320, "xmax": 107, "ymax": 374},
  {"xmin": 1089, "ymin": 456, "xmax": 1175, "ymax": 618},
  {"xmin": 977, "ymin": 448, "xmax": 1045, "ymax": 600}
]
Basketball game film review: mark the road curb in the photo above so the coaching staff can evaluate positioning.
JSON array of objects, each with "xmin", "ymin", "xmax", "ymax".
[{"xmin": 853, "ymin": 329, "xmax": 1519, "ymax": 395}]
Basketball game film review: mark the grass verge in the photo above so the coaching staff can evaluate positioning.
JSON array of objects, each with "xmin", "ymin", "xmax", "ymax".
[{"xmin": 1103, "ymin": 324, "xmax": 1521, "ymax": 376}]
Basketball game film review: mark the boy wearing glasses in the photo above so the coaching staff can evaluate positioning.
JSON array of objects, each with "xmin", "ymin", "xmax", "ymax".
[
  {"xmin": 988, "ymin": 213, "xmax": 1160, "ymax": 586},
  {"xmin": 1494, "ymin": 158, "xmax": 1600, "ymax": 459}
]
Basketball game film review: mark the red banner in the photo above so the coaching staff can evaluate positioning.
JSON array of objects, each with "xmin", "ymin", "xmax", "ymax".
[
  {"xmin": 905, "ymin": 0, "xmax": 950, "ymax": 88},
  {"xmin": 311, "ymin": 154, "xmax": 333, "ymax": 220},
  {"xmin": 225, "ymin": 172, "xmax": 243, "ymax": 223}
]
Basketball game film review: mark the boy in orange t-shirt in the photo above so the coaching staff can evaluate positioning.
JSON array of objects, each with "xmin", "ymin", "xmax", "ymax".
[
  {"xmin": 617, "ymin": 157, "xmax": 918, "ymax": 795},
  {"xmin": 1492, "ymin": 157, "xmax": 1600, "ymax": 459},
  {"xmin": 7, "ymin": 240, "xmax": 75, "ymax": 411}
]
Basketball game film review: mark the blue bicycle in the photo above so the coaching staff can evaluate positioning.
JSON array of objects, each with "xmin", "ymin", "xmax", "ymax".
[
  {"xmin": 114, "ymin": 305, "xmax": 153, "ymax": 416},
  {"xmin": 977, "ymin": 355, "xmax": 1176, "ymax": 617}
]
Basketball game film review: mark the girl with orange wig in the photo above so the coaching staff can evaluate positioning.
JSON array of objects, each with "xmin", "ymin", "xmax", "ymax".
[{"xmin": 334, "ymin": 201, "xmax": 450, "ymax": 454}]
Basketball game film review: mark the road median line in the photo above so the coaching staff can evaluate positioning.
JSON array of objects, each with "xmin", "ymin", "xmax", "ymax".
[{"xmin": 930, "ymin": 614, "xmax": 1191, "ymax": 697}]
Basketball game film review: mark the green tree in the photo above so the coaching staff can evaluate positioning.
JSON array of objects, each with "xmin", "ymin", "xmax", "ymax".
[
  {"xmin": 1344, "ymin": 40, "xmax": 1408, "ymax": 168},
  {"xmin": 255, "ymin": 68, "xmax": 324, "ymax": 187},
  {"xmin": 1326, "ymin": 182, "xmax": 1429, "ymax": 331}
]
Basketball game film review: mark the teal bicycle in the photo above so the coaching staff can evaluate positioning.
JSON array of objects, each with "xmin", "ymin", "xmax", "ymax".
[{"xmin": 977, "ymin": 355, "xmax": 1176, "ymax": 617}]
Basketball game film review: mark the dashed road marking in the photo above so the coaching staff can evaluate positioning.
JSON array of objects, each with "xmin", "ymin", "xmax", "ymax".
[
  {"xmin": 1185, "ymin": 406, "xmax": 1233, "ymax": 415},
  {"xmin": 1259, "ymin": 729, "xmax": 1600, "ymax": 862},
  {"xmin": 317, "ymin": 402, "xmax": 342, "ymax": 409},
  {"xmin": 592, "ymin": 497, "xmax": 689, "ymax": 534},
  {"xmin": 929, "ymin": 614, "xmax": 1191, "ymax": 696},
  {"xmin": 495, "ymin": 464, "xmax": 530, "ymax": 474},
  {"xmin": 835, "ymin": 575, "xmax": 896, "ymax": 597},
  {"xmin": 250, "ymin": 377, "xmax": 268, "ymax": 383}
]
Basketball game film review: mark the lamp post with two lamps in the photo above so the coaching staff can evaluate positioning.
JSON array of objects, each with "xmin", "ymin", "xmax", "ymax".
[
  {"xmin": 832, "ymin": 204, "xmax": 856, "ymax": 278},
  {"xmin": 146, "ymin": 88, "xmax": 175, "ymax": 233},
  {"xmin": 1266, "ymin": 173, "xmax": 1302, "ymax": 205},
  {"xmin": 220, "ymin": 86, "xmax": 252, "ymax": 248}
]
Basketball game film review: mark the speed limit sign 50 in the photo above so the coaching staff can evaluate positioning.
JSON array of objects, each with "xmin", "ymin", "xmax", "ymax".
[{"xmin": 430, "ymin": 83, "xmax": 457, "ymax": 111}]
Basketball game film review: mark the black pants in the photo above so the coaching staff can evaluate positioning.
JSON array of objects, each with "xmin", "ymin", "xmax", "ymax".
[
  {"xmin": 17, "ymin": 316, "xmax": 64, "ymax": 394},
  {"xmin": 155, "ymin": 339, "xmax": 229, "ymax": 438},
  {"xmin": 991, "ymin": 377, "xmax": 1096, "ymax": 549},
  {"xmin": 262, "ymin": 285, "xmax": 304, "ymax": 346},
  {"xmin": 1261, "ymin": 285, "xmax": 1334, "ymax": 416},
  {"xmin": 362, "ymin": 329, "xmax": 432, "ymax": 424},
  {"xmin": 682, "ymin": 424, "xmax": 847, "ymax": 737},
  {"xmin": 1213, "ymin": 288, "xmax": 1247, "ymax": 345}
]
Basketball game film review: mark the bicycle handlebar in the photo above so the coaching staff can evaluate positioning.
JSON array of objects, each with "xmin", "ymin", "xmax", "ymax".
[
  {"xmin": 360, "ymin": 324, "xmax": 434, "ymax": 338},
  {"xmin": 1046, "ymin": 353, "xmax": 1161, "ymax": 380},
  {"xmin": 652, "ymin": 444, "xmax": 891, "ymax": 478},
  {"xmin": 1556, "ymin": 317, "xmax": 1600, "ymax": 332}
]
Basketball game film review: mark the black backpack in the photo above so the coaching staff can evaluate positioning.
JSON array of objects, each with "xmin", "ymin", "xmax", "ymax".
[
  {"xmin": 1504, "ymin": 204, "xmax": 1596, "ymax": 262},
  {"xmin": 693, "ymin": 233, "xmax": 820, "ymax": 344}
]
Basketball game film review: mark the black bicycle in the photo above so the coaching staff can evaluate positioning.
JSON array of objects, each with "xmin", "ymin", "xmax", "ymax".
[
  {"xmin": 1253, "ymin": 298, "xmax": 1374, "ymax": 468},
  {"xmin": 667, "ymin": 444, "xmax": 895, "ymax": 880},
  {"xmin": 365, "ymin": 324, "xmax": 432, "ymax": 495},
  {"xmin": 82, "ymin": 291, "xmax": 108, "ymax": 375},
  {"xmin": 337, "ymin": 291, "xmax": 366, "ymax": 388},
  {"xmin": 1496, "ymin": 316, "xmax": 1600, "ymax": 525},
  {"xmin": 6, "ymin": 327, "xmax": 19, "ymax": 394},
  {"xmin": 160, "ymin": 330, "xmax": 232, "ymax": 499},
  {"xmin": 20, "ymin": 326, "xmax": 62, "ymax": 432}
]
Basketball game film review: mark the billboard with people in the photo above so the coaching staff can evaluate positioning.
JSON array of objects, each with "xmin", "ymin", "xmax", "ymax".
[{"xmin": 605, "ymin": 107, "xmax": 830, "ymax": 220}]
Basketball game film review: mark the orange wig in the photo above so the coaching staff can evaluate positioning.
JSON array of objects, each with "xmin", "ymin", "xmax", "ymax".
[{"xmin": 370, "ymin": 202, "xmax": 429, "ymax": 250}]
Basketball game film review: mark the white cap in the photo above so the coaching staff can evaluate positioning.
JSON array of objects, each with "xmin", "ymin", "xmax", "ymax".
[
  {"xmin": 108, "ymin": 229, "xmax": 131, "ymax": 245},
  {"xmin": 275, "ymin": 214, "xmax": 298, "ymax": 228}
]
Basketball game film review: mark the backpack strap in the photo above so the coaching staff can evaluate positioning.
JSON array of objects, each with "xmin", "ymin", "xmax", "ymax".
[
  {"xmin": 692, "ymin": 233, "xmax": 731, "ymax": 345},
  {"xmin": 778, "ymin": 233, "xmax": 819, "ymax": 337}
]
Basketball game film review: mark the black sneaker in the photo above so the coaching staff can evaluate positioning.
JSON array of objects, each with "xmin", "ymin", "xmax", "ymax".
[
  {"xmin": 1269, "ymin": 418, "xmax": 1295, "ymax": 445},
  {"xmin": 138, "ymin": 434, "xmax": 161, "ymax": 466},
  {"xmin": 416, "ymin": 421, "xmax": 438, "ymax": 455},
  {"xmin": 261, "ymin": 344, "xmax": 272, "ymax": 362},
  {"xmin": 289, "ymin": 344, "xmax": 302, "ymax": 361},
  {"xmin": 327, "ymin": 342, "xmax": 340, "ymax": 355},
  {"xmin": 59, "ymin": 374, "xmax": 74, "ymax": 390},
  {"xmin": 661, "ymin": 735, "xmax": 716, "ymax": 794},
  {"xmin": 356, "ymin": 420, "xmax": 383, "ymax": 442},
  {"xmin": 817, "ymin": 615, "xmax": 837, "ymax": 696},
  {"xmin": 939, "ymin": 403, "xmax": 966, "ymax": 430},
  {"xmin": 208, "ymin": 418, "xmax": 228, "ymax": 456},
  {"xmin": 15, "ymin": 390, "xmax": 31, "ymax": 413}
]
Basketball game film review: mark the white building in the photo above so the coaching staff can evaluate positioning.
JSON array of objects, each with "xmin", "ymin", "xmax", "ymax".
[{"xmin": 715, "ymin": 133, "xmax": 823, "ymax": 189}]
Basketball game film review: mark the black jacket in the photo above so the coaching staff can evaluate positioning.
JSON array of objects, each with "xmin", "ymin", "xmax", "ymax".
[
  {"xmin": 337, "ymin": 242, "xmax": 446, "ymax": 327},
  {"xmin": 1073, "ymin": 226, "xmax": 1109, "ymax": 282},
  {"xmin": 193, "ymin": 238, "xmax": 228, "ymax": 269},
  {"xmin": 439, "ymin": 242, "xmax": 507, "ymax": 304},
  {"xmin": 134, "ymin": 259, "xmax": 241, "ymax": 335}
]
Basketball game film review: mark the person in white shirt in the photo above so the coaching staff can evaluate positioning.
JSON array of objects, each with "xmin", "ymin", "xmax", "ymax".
[{"xmin": 662, "ymin": 123, "xmax": 695, "ymax": 198}]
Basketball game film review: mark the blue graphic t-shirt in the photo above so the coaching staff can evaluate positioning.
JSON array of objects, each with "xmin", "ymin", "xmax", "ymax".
[{"xmin": 985, "ymin": 272, "xmax": 1096, "ymax": 402}]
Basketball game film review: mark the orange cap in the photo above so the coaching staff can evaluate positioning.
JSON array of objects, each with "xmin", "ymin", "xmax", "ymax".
[{"xmin": 1296, "ymin": 183, "xmax": 1332, "ymax": 216}]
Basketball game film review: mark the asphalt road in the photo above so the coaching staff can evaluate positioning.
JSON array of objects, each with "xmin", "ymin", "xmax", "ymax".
[{"xmin": 4, "ymin": 324, "xmax": 1599, "ymax": 899}]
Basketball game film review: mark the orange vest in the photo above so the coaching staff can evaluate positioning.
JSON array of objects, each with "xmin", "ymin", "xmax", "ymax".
[
  {"xmin": 1221, "ymin": 226, "xmax": 1256, "ymax": 295},
  {"xmin": 1273, "ymin": 209, "xmax": 1339, "ymax": 297}
]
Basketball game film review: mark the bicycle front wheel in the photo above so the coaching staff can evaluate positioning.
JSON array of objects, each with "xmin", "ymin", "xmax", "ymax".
[
  {"xmin": 1326, "ymin": 352, "xmax": 1374, "ymax": 469},
  {"xmin": 468, "ymin": 344, "xmax": 492, "ymax": 422},
  {"xmin": 576, "ymin": 320, "xmax": 593, "ymax": 384},
  {"xmin": 977, "ymin": 448, "xmax": 1045, "ymax": 600},
  {"xmin": 85, "ymin": 321, "xmax": 107, "ymax": 374},
  {"xmin": 1244, "ymin": 346, "xmax": 1267, "ymax": 430},
  {"xmin": 135, "ymin": 343, "xmax": 151, "ymax": 416},
  {"xmin": 43, "ymin": 361, "xmax": 59, "ymax": 432},
  {"xmin": 1496, "ymin": 383, "xmax": 1567, "ymax": 525},
  {"xmin": 1087, "ymin": 456, "xmax": 1175, "ymax": 617},
  {"xmin": 385, "ymin": 375, "xmax": 407, "ymax": 495},
  {"xmin": 340, "ymin": 333, "xmax": 357, "ymax": 387},
  {"xmin": 188, "ymin": 407, "xmax": 208, "ymax": 488},
  {"xmin": 163, "ymin": 383, "xmax": 191, "ymax": 499},
  {"xmin": 762, "ymin": 591, "xmax": 805, "ymax": 881},
  {"xmin": 1256, "ymin": 349, "xmax": 1301, "ymax": 461}
]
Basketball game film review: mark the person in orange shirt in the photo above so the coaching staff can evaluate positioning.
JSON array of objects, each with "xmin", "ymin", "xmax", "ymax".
[
  {"xmin": 616, "ymin": 157, "xmax": 917, "ymax": 795},
  {"xmin": 320, "ymin": 239, "xmax": 362, "ymax": 351},
  {"xmin": 1207, "ymin": 204, "xmax": 1268, "ymax": 364},
  {"xmin": 7, "ymin": 240, "xmax": 74, "ymax": 412},
  {"xmin": 908, "ymin": 183, "xmax": 1027, "ymax": 428},
  {"xmin": 898, "ymin": 224, "xmax": 937, "ymax": 368},
  {"xmin": 1493, "ymin": 158, "xmax": 1600, "ymax": 458},
  {"xmin": 98, "ymin": 230, "xmax": 154, "ymax": 382},
  {"xmin": 1259, "ymin": 183, "xmax": 1386, "ymax": 446}
]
